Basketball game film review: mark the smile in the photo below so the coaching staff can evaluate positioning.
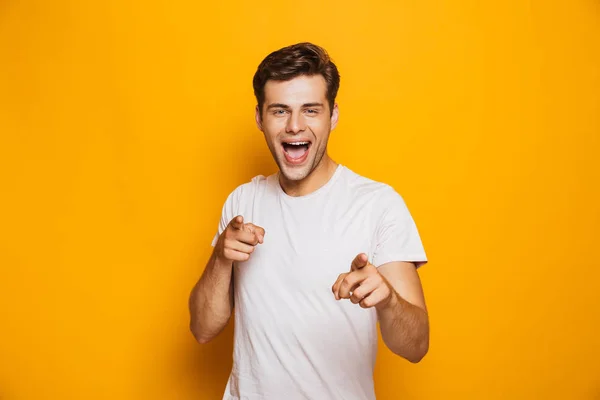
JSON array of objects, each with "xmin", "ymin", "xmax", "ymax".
[{"xmin": 282, "ymin": 141, "xmax": 312, "ymax": 164}]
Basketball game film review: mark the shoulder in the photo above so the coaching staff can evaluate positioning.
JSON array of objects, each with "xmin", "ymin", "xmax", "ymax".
[
  {"xmin": 339, "ymin": 166, "xmax": 412, "ymax": 225},
  {"xmin": 224, "ymin": 174, "xmax": 271, "ymax": 205},
  {"xmin": 235, "ymin": 174, "xmax": 269, "ymax": 195},
  {"xmin": 339, "ymin": 165, "xmax": 403, "ymax": 203}
]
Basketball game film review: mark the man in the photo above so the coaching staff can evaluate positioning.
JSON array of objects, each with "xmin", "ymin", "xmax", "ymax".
[{"xmin": 189, "ymin": 42, "xmax": 429, "ymax": 400}]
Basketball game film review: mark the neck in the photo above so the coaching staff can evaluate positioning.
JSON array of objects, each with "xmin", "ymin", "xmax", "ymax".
[{"xmin": 279, "ymin": 155, "xmax": 338, "ymax": 197}]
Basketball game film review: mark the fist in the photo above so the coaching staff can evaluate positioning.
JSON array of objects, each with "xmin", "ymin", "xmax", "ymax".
[
  {"xmin": 332, "ymin": 253, "xmax": 394, "ymax": 310},
  {"xmin": 215, "ymin": 215, "xmax": 265, "ymax": 263}
]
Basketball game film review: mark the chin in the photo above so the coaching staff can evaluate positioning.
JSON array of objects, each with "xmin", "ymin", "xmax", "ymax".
[{"xmin": 279, "ymin": 162, "xmax": 312, "ymax": 182}]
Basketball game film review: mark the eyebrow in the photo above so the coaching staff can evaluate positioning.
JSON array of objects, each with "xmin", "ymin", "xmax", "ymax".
[{"xmin": 266, "ymin": 102, "xmax": 325, "ymax": 110}]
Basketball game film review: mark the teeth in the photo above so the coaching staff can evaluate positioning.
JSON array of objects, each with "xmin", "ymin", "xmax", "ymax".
[{"xmin": 285, "ymin": 142, "xmax": 309, "ymax": 146}]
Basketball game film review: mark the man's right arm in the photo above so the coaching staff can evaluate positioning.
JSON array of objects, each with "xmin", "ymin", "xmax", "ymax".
[{"xmin": 188, "ymin": 215, "xmax": 264, "ymax": 344}]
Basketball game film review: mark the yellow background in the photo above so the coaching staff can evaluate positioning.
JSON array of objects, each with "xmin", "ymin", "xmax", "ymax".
[{"xmin": 1, "ymin": 0, "xmax": 599, "ymax": 399}]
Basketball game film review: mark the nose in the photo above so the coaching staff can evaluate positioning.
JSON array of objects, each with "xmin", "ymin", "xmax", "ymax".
[{"xmin": 285, "ymin": 111, "xmax": 306, "ymax": 134}]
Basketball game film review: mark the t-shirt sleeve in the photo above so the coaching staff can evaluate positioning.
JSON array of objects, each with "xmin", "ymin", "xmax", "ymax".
[
  {"xmin": 371, "ymin": 188, "xmax": 428, "ymax": 268},
  {"xmin": 210, "ymin": 176, "xmax": 263, "ymax": 247},
  {"xmin": 210, "ymin": 189, "xmax": 238, "ymax": 247}
]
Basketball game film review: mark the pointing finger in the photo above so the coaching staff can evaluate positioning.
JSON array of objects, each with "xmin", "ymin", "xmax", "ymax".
[
  {"xmin": 235, "ymin": 229, "xmax": 261, "ymax": 246},
  {"xmin": 255, "ymin": 226, "xmax": 266, "ymax": 243},
  {"xmin": 332, "ymin": 273, "xmax": 347, "ymax": 300},
  {"xmin": 245, "ymin": 223, "xmax": 266, "ymax": 244}
]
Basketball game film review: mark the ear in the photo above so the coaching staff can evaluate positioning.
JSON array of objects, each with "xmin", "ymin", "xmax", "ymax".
[
  {"xmin": 255, "ymin": 105, "xmax": 263, "ymax": 131},
  {"xmin": 330, "ymin": 103, "xmax": 339, "ymax": 130}
]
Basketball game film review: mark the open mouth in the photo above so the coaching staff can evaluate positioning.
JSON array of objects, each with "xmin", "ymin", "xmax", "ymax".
[{"xmin": 282, "ymin": 141, "xmax": 311, "ymax": 163}]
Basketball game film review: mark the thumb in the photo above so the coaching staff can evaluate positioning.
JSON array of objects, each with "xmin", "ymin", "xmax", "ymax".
[
  {"xmin": 230, "ymin": 215, "xmax": 244, "ymax": 230},
  {"xmin": 351, "ymin": 253, "xmax": 369, "ymax": 271}
]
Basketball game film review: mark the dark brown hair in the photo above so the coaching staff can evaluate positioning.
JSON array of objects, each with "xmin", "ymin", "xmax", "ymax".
[{"xmin": 253, "ymin": 42, "xmax": 340, "ymax": 116}]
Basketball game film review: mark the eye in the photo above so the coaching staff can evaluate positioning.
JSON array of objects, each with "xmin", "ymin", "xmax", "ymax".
[
  {"xmin": 305, "ymin": 109, "xmax": 318, "ymax": 115},
  {"xmin": 273, "ymin": 109, "xmax": 287, "ymax": 116}
]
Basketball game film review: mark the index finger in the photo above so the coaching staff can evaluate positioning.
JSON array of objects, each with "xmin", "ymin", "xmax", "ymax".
[{"xmin": 244, "ymin": 223, "xmax": 265, "ymax": 243}]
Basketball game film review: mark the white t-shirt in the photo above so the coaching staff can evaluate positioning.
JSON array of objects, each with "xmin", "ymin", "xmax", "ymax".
[{"xmin": 211, "ymin": 165, "xmax": 427, "ymax": 400}]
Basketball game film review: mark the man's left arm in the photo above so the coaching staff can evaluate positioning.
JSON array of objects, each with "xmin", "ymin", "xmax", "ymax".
[
  {"xmin": 332, "ymin": 254, "xmax": 429, "ymax": 363},
  {"xmin": 376, "ymin": 261, "xmax": 429, "ymax": 363}
]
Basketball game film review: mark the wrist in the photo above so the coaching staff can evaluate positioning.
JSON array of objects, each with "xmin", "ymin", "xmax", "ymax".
[
  {"xmin": 377, "ymin": 289, "xmax": 401, "ymax": 313},
  {"xmin": 213, "ymin": 251, "xmax": 233, "ymax": 270}
]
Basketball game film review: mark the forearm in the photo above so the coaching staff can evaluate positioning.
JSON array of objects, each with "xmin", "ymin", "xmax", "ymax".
[
  {"xmin": 189, "ymin": 250, "xmax": 234, "ymax": 343},
  {"xmin": 377, "ymin": 291, "xmax": 429, "ymax": 363}
]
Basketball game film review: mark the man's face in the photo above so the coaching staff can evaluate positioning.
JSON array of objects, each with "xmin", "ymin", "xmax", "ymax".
[{"xmin": 256, "ymin": 74, "xmax": 339, "ymax": 182}]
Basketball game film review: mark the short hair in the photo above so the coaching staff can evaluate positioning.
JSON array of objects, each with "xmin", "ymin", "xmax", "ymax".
[{"xmin": 253, "ymin": 42, "xmax": 340, "ymax": 115}]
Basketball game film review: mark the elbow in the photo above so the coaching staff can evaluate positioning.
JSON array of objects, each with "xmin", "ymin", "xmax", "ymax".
[
  {"xmin": 406, "ymin": 349, "xmax": 428, "ymax": 364},
  {"xmin": 389, "ymin": 332, "xmax": 428, "ymax": 363},
  {"xmin": 192, "ymin": 333, "xmax": 211, "ymax": 345},
  {"xmin": 194, "ymin": 336, "xmax": 212, "ymax": 345},
  {"xmin": 406, "ymin": 317, "xmax": 430, "ymax": 363},
  {"xmin": 189, "ymin": 321, "xmax": 213, "ymax": 345},
  {"xmin": 406, "ymin": 337, "xmax": 429, "ymax": 364}
]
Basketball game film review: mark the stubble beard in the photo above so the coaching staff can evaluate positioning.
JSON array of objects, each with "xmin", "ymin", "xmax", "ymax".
[{"xmin": 276, "ymin": 141, "xmax": 327, "ymax": 183}]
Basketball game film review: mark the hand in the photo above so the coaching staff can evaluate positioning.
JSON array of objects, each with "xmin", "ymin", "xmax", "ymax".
[
  {"xmin": 332, "ymin": 253, "xmax": 396, "ymax": 310},
  {"xmin": 215, "ymin": 215, "xmax": 265, "ymax": 264}
]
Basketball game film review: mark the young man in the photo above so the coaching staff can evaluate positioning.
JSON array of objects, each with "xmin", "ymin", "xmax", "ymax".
[{"xmin": 189, "ymin": 42, "xmax": 429, "ymax": 400}]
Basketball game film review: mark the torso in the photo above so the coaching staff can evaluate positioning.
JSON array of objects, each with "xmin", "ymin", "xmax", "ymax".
[{"xmin": 222, "ymin": 165, "xmax": 396, "ymax": 400}]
